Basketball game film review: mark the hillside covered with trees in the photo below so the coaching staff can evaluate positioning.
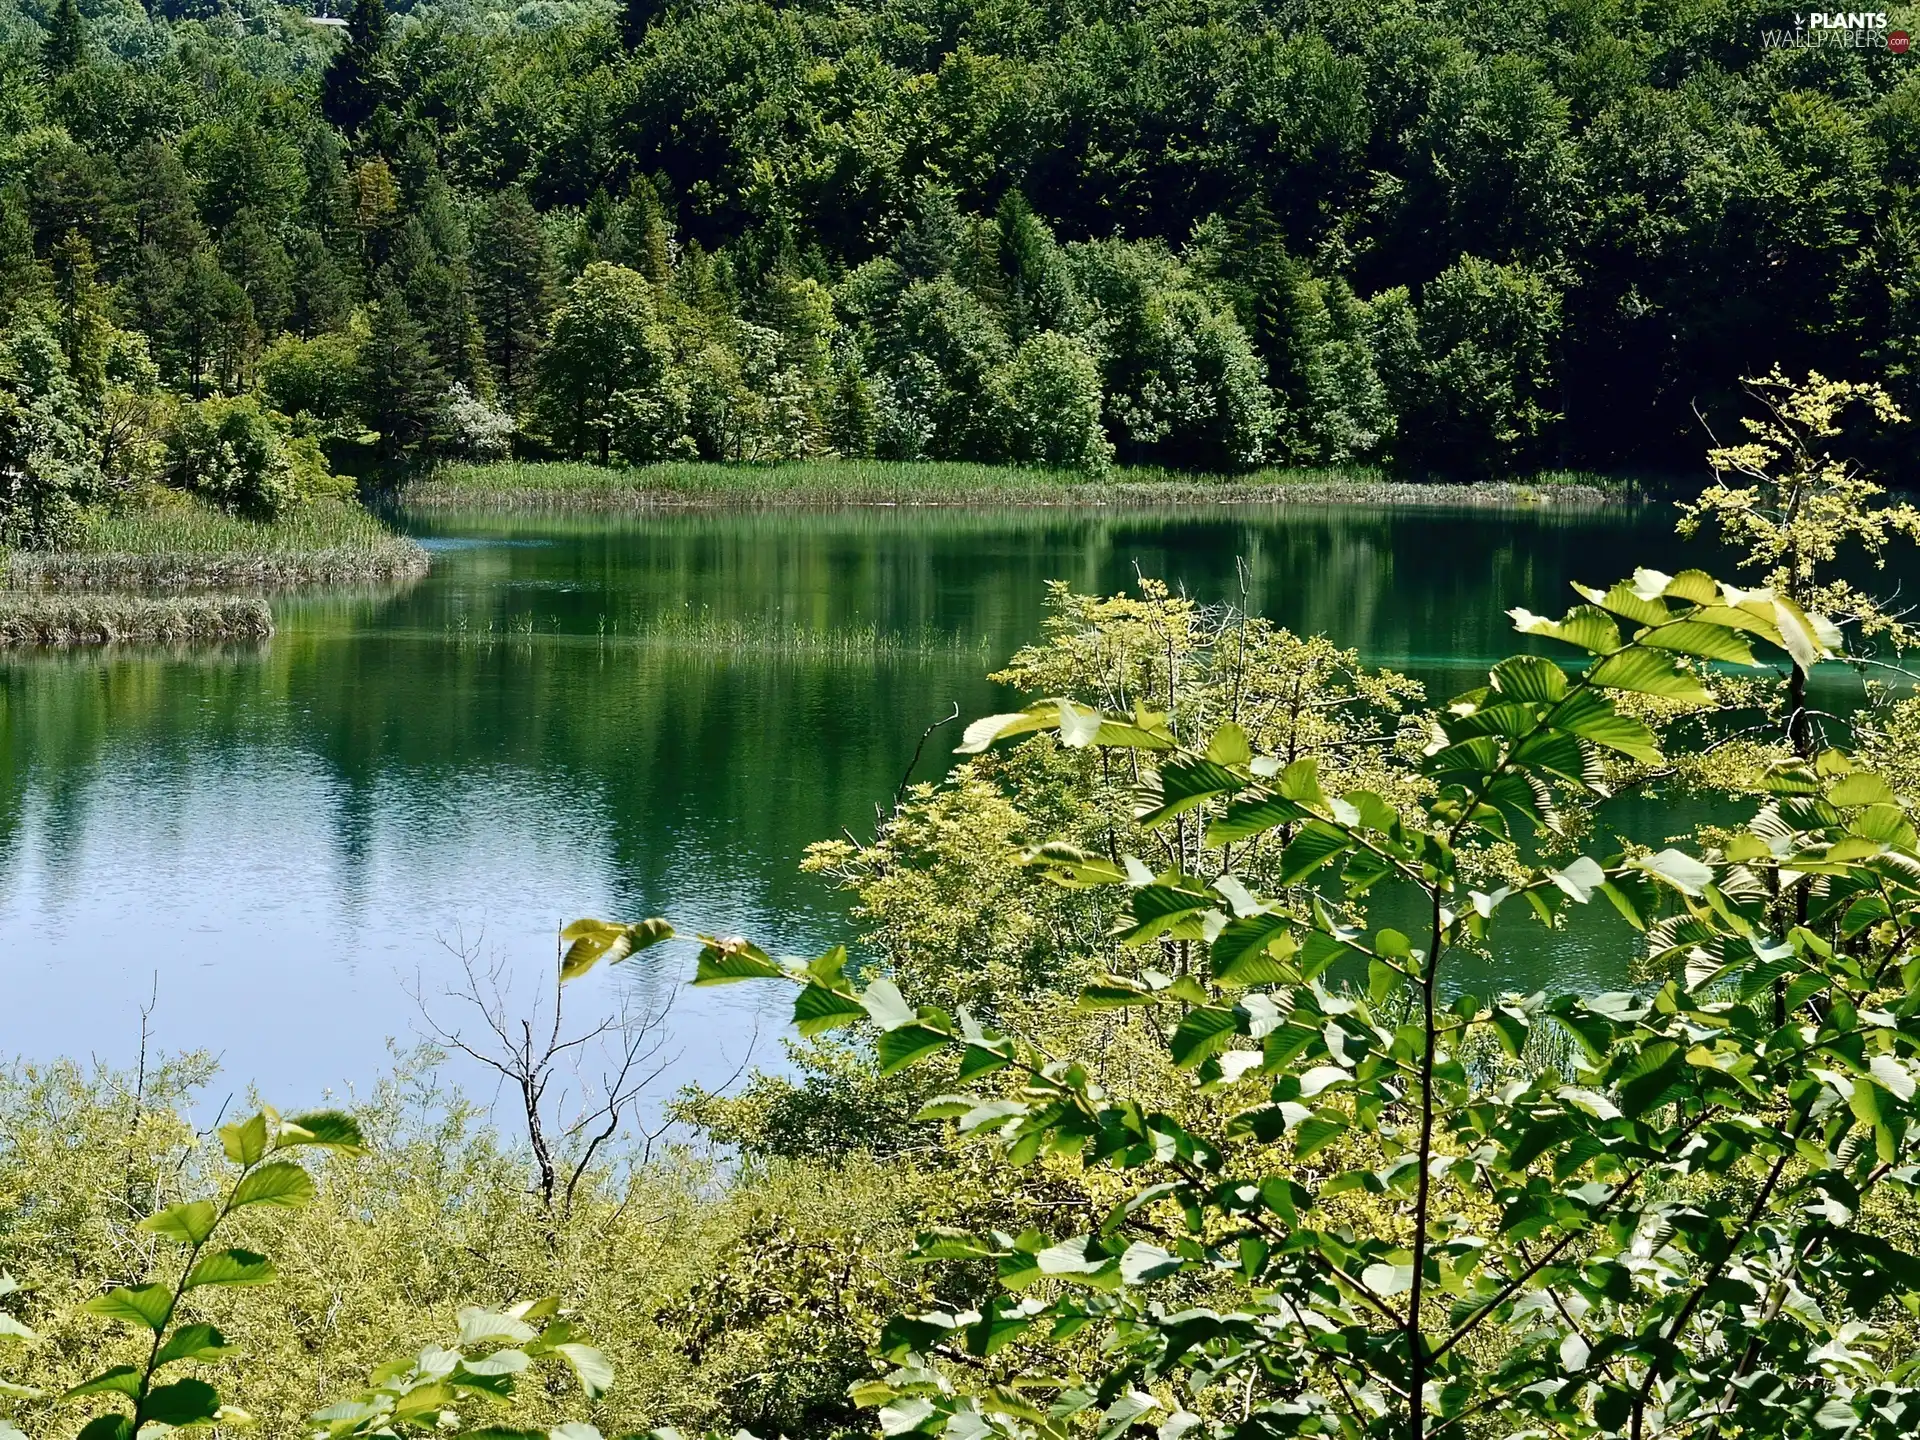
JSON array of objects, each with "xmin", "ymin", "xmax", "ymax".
[{"xmin": 1, "ymin": 0, "xmax": 1916, "ymax": 536}]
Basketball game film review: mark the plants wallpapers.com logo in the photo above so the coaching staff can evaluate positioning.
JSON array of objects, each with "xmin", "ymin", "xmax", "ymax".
[{"xmin": 1761, "ymin": 10, "xmax": 1913, "ymax": 46}]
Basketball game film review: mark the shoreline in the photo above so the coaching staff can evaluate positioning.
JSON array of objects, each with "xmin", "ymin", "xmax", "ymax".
[{"xmin": 402, "ymin": 465, "xmax": 1623, "ymax": 514}]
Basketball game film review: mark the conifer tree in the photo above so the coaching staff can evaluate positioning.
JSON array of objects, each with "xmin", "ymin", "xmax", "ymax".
[
  {"xmin": 321, "ymin": 0, "xmax": 392, "ymax": 135},
  {"xmin": 41, "ymin": 0, "xmax": 84, "ymax": 77},
  {"xmin": 360, "ymin": 289, "xmax": 446, "ymax": 459},
  {"xmin": 470, "ymin": 186, "xmax": 554, "ymax": 415}
]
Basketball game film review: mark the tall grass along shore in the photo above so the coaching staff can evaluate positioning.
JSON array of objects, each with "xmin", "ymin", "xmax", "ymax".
[
  {"xmin": 1, "ymin": 499, "xmax": 430, "ymax": 593},
  {"xmin": 0, "ymin": 594, "xmax": 273, "ymax": 646},
  {"xmin": 405, "ymin": 460, "xmax": 1623, "ymax": 512}
]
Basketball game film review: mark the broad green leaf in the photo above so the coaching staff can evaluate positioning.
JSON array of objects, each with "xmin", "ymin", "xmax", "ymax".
[
  {"xmin": 877, "ymin": 1024, "xmax": 949, "ymax": 1074},
  {"xmin": 1831, "ymin": 773, "xmax": 1897, "ymax": 808},
  {"xmin": 458, "ymin": 1349, "xmax": 532, "ymax": 1378},
  {"xmin": 276, "ymin": 1110, "xmax": 366, "ymax": 1152},
  {"xmin": 1510, "ymin": 605, "xmax": 1621, "ymax": 655},
  {"xmin": 1205, "ymin": 793, "xmax": 1310, "ymax": 845},
  {"xmin": 1210, "ymin": 915, "xmax": 1297, "ymax": 986},
  {"xmin": 1293, "ymin": 1109, "xmax": 1350, "ymax": 1160},
  {"xmin": 155, "ymin": 1325, "xmax": 234, "ymax": 1369},
  {"xmin": 1586, "ymin": 648, "xmax": 1712, "ymax": 705},
  {"xmin": 1170, "ymin": 1007, "xmax": 1239, "ymax": 1068},
  {"xmin": 74, "ymin": 1416, "xmax": 131, "ymax": 1440},
  {"xmin": 793, "ymin": 982, "xmax": 867, "ymax": 1036},
  {"xmin": 0, "ymin": 1311, "xmax": 33, "ymax": 1343},
  {"xmin": 139, "ymin": 1200, "xmax": 219, "ymax": 1245},
  {"xmin": 1641, "ymin": 620, "xmax": 1755, "ymax": 665},
  {"xmin": 142, "ymin": 1378, "xmax": 220, "ymax": 1427},
  {"xmin": 458, "ymin": 1309, "xmax": 536, "ymax": 1349},
  {"xmin": 551, "ymin": 1425, "xmax": 604, "ymax": 1440},
  {"xmin": 1206, "ymin": 722, "xmax": 1251, "ymax": 766},
  {"xmin": 184, "ymin": 1248, "xmax": 274, "ymax": 1289},
  {"xmin": 1574, "ymin": 579, "xmax": 1669, "ymax": 628},
  {"xmin": 553, "ymin": 1343, "xmax": 612, "ymax": 1401},
  {"xmin": 560, "ymin": 917, "xmax": 674, "ymax": 981},
  {"xmin": 62, "ymin": 1367, "xmax": 142, "ymax": 1400},
  {"xmin": 1140, "ymin": 759, "xmax": 1244, "ymax": 826},
  {"xmin": 857, "ymin": 978, "xmax": 915, "ymax": 1030},
  {"xmin": 1279, "ymin": 822, "xmax": 1351, "ymax": 885},
  {"xmin": 1359, "ymin": 1262, "xmax": 1414, "ymax": 1297},
  {"xmin": 1021, "ymin": 842, "xmax": 1128, "ymax": 887},
  {"xmin": 229, "ymin": 1160, "xmax": 315, "ymax": 1210},
  {"xmin": 955, "ymin": 708, "xmax": 1056, "ymax": 754},
  {"xmin": 1635, "ymin": 848, "xmax": 1713, "ymax": 896},
  {"xmin": 692, "ymin": 937, "xmax": 781, "ymax": 985},
  {"xmin": 83, "ymin": 1284, "xmax": 172, "ymax": 1332},
  {"xmin": 1489, "ymin": 655, "xmax": 1568, "ymax": 702},
  {"xmin": 219, "ymin": 1114, "xmax": 269, "ymax": 1167}
]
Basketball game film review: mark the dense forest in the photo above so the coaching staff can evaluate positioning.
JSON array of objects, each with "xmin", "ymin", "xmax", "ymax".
[{"xmin": 0, "ymin": 0, "xmax": 1916, "ymax": 539}]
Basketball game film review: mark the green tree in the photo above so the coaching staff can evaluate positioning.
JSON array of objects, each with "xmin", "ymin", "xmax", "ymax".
[
  {"xmin": 993, "ymin": 330, "xmax": 1111, "ymax": 475},
  {"xmin": 162, "ymin": 250, "xmax": 255, "ymax": 399},
  {"xmin": 359, "ymin": 288, "xmax": 446, "ymax": 460},
  {"xmin": 534, "ymin": 262, "xmax": 679, "ymax": 465},
  {"xmin": 470, "ymin": 186, "xmax": 554, "ymax": 416},
  {"xmin": 321, "ymin": 0, "xmax": 394, "ymax": 136},
  {"xmin": 40, "ymin": 0, "xmax": 84, "ymax": 78}
]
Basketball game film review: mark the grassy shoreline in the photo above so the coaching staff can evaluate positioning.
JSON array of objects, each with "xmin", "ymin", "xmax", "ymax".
[
  {"xmin": 404, "ymin": 460, "xmax": 1626, "ymax": 512},
  {"xmin": 1, "ymin": 498, "xmax": 430, "ymax": 595},
  {"xmin": 0, "ymin": 594, "xmax": 274, "ymax": 646}
]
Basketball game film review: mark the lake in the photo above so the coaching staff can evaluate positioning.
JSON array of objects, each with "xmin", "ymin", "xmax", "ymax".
[{"xmin": 0, "ymin": 501, "xmax": 1842, "ymax": 1107}]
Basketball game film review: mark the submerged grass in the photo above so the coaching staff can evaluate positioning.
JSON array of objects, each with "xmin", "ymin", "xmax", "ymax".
[
  {"xmin": 407, "ymin": 460, "xmax": 1624, "ymax": 512},
  {"xmin": 444, "ymin": 605, "xmax": 990, "ymax": 660},
  {"xmin": 2, "ymin": 498, "xmax": 430, "ymax": 592},
  {"xmin": 0, "ymin": 594, "xmax": 273, "ymax": 646}
]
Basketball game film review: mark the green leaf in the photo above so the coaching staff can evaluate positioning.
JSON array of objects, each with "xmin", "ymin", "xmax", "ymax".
[
  {"xmin": 276, "ymin": 1110, "xmax": 366, "ymax": 1152},
  {"xmin": 139, "ymin": 1201, "xmax": 219, "ymax": 1245},
  {"xmin": 1293, "ymin": 1109, "xmax": 1350, "ymax": 1160},
  {"xmin": 0, "ymin": 1311, "xmax": 34, "ymax": 1344},
  {"xmin": 74, "ymin": 1416, "xmax": 132, "ymax": 1440},
  {"xmin": 1170, "ymin": 1007, "xmax": 1239, "ymax": 1068},
  {"xmin": 183, "ymin": 1249, "xmax": 274, "ymax": 1289},
  {"xmin": 692, "ymin": 938, "xmax": 781, "ymax": 985},
  {"xmin": 1641, "ymin": 620, "xmax": 1756, "ymax": 665},
  {"xmin": 1510, "ymin": 605, "xmax": 1622, "ymax": 655},
  {"xmin": 1831, "ymin": 773, "xmax": 1897, "ymax": 808},
  {"xmin": 857, "ymin": 978, "xmax": 915, "ymax": 1030},
  {"xmin": 559, "ymin": 917, "xmax": 674, "ymax": 982},
  {"xmin": 1141, "ymin": 759, "xmax": 1245, "ymax": 826},
  {"xmin": 553, "ymin": 1344, "xmax": 612, "ymax": 1401},
  {"xmin": 229, "ymin": 1160, "xmax": 315, "ymax": 1210},
  {"xmin": 1489, "ymin": 655, "xmax": 1568, "ymax": 702},
  {"xmin": 142, "ymin": 1378, "xmax": 221, "ymax": 1427},
  {"xmin": 1210, "ymin": 915, "xmax": 1296, "ymax": 987},
  {"xmin": 1206, "ymin": 793, "xmax": 1310, "ymax": 845},
  {"xmin": 1635, "ymin": 848, "xmax": 1713, "ymax": 897},
  {"xmin": 1586, "ymin": 647, "xmax": 1712, "ymax": 705},
  {"xmin": 83, "ymin": 1284, "xmax": 172, "ymax": 1332},
  {"xmin": 877, "ymin": 1025, "xmax": 949, "ymax": 1074},
  {"xmin": 62, "ymin": 1367, "xmax": 143, "ymax": 1400},
  {"xmin": 458, "ymin": 1309, "xmax": 537, "ymax": 1348},
  {"xmin": 155, "ymin": 1324, "xmax": 234, "ymax": 1369},
  {"xmin": 792, "ymin": 982, "xmax": 867, "ymax": 1037},
  {"xmin": 219, "ymin": 1114, "xmax": 268, "ymax": 1166},
  {"xmin": 1279, "ymin": 821, "xmax": 1352, "ymax": 885},
  {"xmin": 1205, "ymin": 722, "xmax": 1251, "ymax": 766}
]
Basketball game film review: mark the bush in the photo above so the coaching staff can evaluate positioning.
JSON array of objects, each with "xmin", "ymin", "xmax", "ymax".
[
  {"xmin": 163, "ymin": 396, "xmax": 344, "ymax": 519},
  {"xmin": 993, "ymin": 330, "xmax": 1112, "ymax": 475},
  {"xmin": 437, "ymin": 381, "xmax": 516, "ymax": 459},
  {"xmin": 260, "ymin": 329, "xmax": 364, "ymax": 438},
  {"xmin": 0, "ymin": 313, "xmax": 106, "ymax": 550}
]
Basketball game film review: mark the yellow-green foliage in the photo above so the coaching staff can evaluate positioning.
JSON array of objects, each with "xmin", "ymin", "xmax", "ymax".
[{"xmin": 0, "ymin": 1055, "xmax": 948, "ymax": 1440}]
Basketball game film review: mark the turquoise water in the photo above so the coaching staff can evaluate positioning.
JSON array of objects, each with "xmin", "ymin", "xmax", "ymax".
[{"xmin": 0, "ymin": 502, "xmax": 1847, "ymax": 1103}]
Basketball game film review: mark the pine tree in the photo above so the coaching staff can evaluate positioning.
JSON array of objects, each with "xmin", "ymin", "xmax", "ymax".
[
  {"xmin": 470, "ymin": 186, "xmax": 553, "ymax": 416},
  {"xmin": 320, "ymin": 0, "xmax": 392, "ymax": 135},
  {"xmin": 359, "ymin": 289, "xmax": 445, "ymax": 459},
  {"xmin": 42, "ymin": 0, "xmax": 85, "ymax": 77}
]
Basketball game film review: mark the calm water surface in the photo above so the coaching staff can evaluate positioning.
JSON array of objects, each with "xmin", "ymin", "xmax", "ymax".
[{"xmin": 0, "ymin": 503, "xmax": 1844, "ymax": 1103}]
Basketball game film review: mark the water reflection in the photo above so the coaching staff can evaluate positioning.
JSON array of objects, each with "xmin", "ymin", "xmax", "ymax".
[{"xmin": 0, "ymin": 501, "xmax": 1868, "ymax": 1100}]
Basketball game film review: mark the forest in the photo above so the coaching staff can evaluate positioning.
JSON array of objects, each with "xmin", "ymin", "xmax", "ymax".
[{"xmin": 2, "ymin": 0, "xmax": 1918, "ymax": 545}]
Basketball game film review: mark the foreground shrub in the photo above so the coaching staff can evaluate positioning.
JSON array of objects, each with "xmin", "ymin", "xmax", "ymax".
[{"xmin": 580, "ymin": 563, "xmax": 1920, "ymax": 1440}]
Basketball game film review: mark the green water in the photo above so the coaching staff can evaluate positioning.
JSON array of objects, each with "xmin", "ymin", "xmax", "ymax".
[{"xmin": 0, "ymin": 502, "xmax": 1825, "ymax": 1100}]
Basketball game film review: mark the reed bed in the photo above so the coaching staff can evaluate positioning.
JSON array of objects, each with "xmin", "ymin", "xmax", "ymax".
[
  {"xmin": 1, "ymin": 500, "xmax": 430, "ymax": 593},
  {"xmin": 407, "ymin": 460, "xmax": 1622, "ymax": 512},
  {"xmin": 0, "ymin": 594, "xmax": 273, "ymax": 647},
  {"xmin": 442, "ymin": 607, "xmax": 991, "ymax": 661}
]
